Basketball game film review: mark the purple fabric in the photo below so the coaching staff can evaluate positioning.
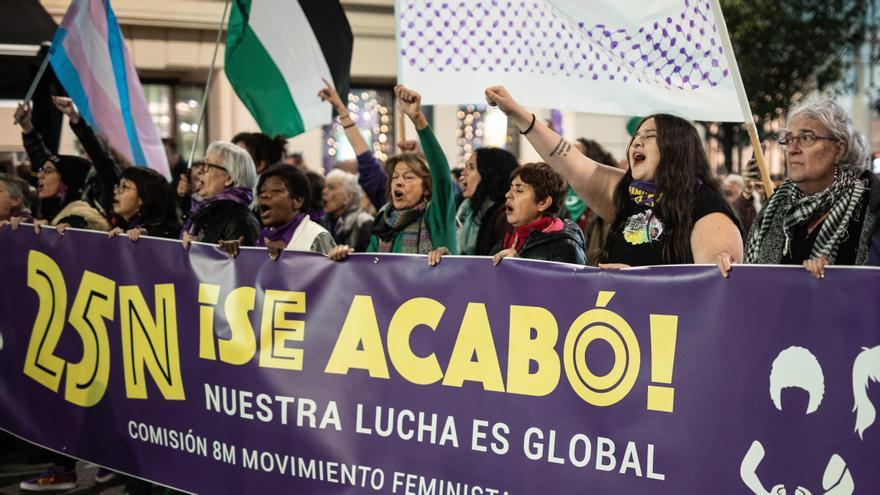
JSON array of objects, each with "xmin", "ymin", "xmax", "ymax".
[
  {"xmin": 356, "ymin": 150, "xmax": 387, "ymax": 209},
  {"xmin": 308, "ymin": 210, "xmax": 326, "ymax": 223},
  {"xmin": 8, "ymin": 208, "xmax": 33, "ymax": 223},
  {"xmin": 0, "ymin": 227, "xmax": 878, "ymax": 494},
  {"xmin": 182, "ymin": 187, "xmax": 252, "ymax": 235},
  {"xmin": 257, "ymin": 212, "xmax": 306, "ymax": 247},
  {"xmin": 868, "ymin": 230, "xmax": 880, "ymax": 266}
]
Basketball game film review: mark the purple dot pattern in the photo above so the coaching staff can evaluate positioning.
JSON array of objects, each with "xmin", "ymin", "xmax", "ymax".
[{"xmin": 398, "ymin": 0, "xmax": 730, "ymax": 90}]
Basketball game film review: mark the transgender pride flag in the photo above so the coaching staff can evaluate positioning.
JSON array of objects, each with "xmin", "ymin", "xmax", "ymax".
[{"xmin": 50, "ymin": 0, "xmax": 169, "ymax": 179}]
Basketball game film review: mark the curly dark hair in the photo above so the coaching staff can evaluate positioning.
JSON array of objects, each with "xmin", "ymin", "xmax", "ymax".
[
  {"xmin": 601, "ymin": 114, "xmax": 721, "ymax": 264},
  {"xmin": 510, "ymin": 162, "xmax": 566, "ymax": 216},
  {"xmin": 120, "ymin": 167, "xmax": 179, "ymax": 224},
  {"xmin": 470, "ymin": 147, "xmax": 519, "ymax": 217},
  {"xmin": 257, "ymin": 164, "xmax": 311, "ymax": 210}
]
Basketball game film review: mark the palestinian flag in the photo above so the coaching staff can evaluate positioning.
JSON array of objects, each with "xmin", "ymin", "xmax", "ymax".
[{"xmin": 225, "ymin": 0, "xmax": 353, "ymax": 137}]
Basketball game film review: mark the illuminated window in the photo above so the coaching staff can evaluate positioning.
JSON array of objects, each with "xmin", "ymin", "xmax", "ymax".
[{"xmin": 143, "ymin": 83, "xmax": 207, "ymax": 161}]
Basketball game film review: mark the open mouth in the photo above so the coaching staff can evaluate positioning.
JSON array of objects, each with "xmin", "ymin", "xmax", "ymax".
[
  {"xmin": 505, "ymin": 202, "xmax": 513, "ymax": 215},
  {"xmin": 259, "ymin": 203, "xmax": 272, "ymax": 219},
  {"xmin": 632, "ymin": 151, "xmax": 646, "ymax": 165},
  {"xmin": 393, "ymin": 190, "xmax": 405, "ymax": 201}
]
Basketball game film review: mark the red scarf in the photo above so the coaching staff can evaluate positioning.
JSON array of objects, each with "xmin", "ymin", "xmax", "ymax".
[{"xmin": 503, "ymin": 216, "xmax": 563, "ymax": 252}]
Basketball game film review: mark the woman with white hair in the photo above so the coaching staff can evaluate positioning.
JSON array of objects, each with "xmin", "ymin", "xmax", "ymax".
[
  {"xmin": 323, "ymin": 169, "xmax": 374, "ymax": 252},
  {"xmin": 181, "ymin": 140, "xmax": 260, "ymax": 249},
  {"xmin": 742, "ymin": 99, "xmax": 880, "ymax": 277}
]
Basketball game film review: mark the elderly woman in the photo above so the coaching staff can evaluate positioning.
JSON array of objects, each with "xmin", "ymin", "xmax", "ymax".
[
  {"xmin": 182, "ymin": 140, "xmax": 259, "ymax": 249},
  {"xmin": 329, "ymin": 85, "xmax": 456, "ymax": 259},
  {"xmin": 0, "ymin": 173, "xmax": 33, "ymax": 223},
  {"xmin": 744, "ymin": 99, "xmax": 879, "ymax": 277},
  {"xmin": 323, "ymin": 169, "xmax": 373, "ymax": 252}
]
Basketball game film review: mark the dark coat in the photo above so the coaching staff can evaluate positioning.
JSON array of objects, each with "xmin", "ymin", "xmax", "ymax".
[
  {"xmin": 492, "ymin": 218, "xmax": 587, "ymax": 265},
  {"xmin": 188, "ymin": 200, "xmax": 259, "ymax": 246},
  {"xmin": 474, "ymin": 201, "xmax": 511, "ymax": 256},
  {"xmin": 113, "ymin": 213, "xmax": 182, "ymax": 240}
]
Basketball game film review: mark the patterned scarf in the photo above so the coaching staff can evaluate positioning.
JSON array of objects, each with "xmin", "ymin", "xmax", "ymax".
[
  {"xmin": 372, "ymin": 201, "xmax": 432, "ymax": 254},
  {"xmin": 503, "ymin": 216, "xmax": 563, "ymax": 252},
  {"xmin": 745, "ymin": 169, "xmax": 868, "ymax": 264},
  {"xmin": 629, "ymin": 180, "xmax": 661, "ymax": 207},
  {"xmin": 258, "ymin": 212, "xmax": 305, "ymax": 247},
  {"xmin": 183, "ymin": 186, "xmax": 253, "ymax": 236}
]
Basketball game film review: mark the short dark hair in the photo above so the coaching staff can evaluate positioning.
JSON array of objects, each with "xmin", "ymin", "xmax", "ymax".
[
  {"xmin": 257, "ymin": 164, "xmax": 311, "ymax": 210},
  {"xmin": 510, "ymin": 162, "xmax": 566, "ymax": 216}
]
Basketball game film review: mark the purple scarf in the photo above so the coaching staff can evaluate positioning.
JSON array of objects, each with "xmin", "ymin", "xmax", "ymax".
[
  {"xmin": 7, "ymin": 207, "xmax": 33, "ymax": 223},
  {"xmin": 258, "ymin": 212, "xmax": 306, "ymax": 247},
  {"xmin": 182, "ymin": 187, "xmax": 253, "ymax": 236}
]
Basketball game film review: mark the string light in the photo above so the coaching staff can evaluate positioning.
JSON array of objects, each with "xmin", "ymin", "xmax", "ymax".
[
  {"xmin": 322, "ymin": 88, "xmax": 395, "ymax": 170},
  {"xmin": 455, "ymin": 105, "xmax": 515, "ymax": 168}
]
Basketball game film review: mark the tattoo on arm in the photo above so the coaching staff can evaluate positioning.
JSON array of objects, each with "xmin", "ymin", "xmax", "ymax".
[
  {"xmin": 559, "ymin": 142, "xmax": 572, "ymax": 158},
  {"xmin": 549, "ymin": 137, "xmax": 572, "ymax": 158}
]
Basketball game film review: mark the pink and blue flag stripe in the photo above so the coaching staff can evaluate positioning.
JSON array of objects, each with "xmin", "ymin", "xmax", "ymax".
[{"xmin": 50, "ymin": 0, "xmax": 169, "ymax": 179}]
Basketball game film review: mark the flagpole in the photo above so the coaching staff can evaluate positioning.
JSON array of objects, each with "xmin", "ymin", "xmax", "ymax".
[
  {"xmin": 187, "ymin": 0, "xmax": 232, "ymax": 170},
  {"xmin": 13, "ymin": 44, "xmax": 52, "ymax": 125},
  {"xmin": 709, "ymin": 0, "xmax": 775, "ymax": 197}
]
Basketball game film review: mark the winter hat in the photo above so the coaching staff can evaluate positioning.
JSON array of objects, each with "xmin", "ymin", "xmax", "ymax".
[{"xmin": 48, "ymin": 155, "xmax": 91, "ymax": 197}]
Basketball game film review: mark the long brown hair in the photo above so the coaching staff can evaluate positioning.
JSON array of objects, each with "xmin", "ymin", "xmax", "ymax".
[{"xmin": 602, "ymin": 114, "xmax": 720, "ymax": 264}]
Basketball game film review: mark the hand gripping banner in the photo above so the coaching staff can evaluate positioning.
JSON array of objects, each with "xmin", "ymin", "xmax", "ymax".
[{"xmin": 0, "ymin": 227, "xmax": 878, "ymax": 494}]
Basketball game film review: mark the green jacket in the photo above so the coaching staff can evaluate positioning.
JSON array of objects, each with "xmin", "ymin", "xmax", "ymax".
[{"xmin": 367, "ymin": 125, "xmax": 457, "ymax": 254}]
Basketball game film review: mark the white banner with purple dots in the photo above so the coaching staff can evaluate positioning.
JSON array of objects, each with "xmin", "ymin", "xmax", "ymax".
[{"xmin": 396, "ymin": 0, "xmax": 743, "ymax": 122}]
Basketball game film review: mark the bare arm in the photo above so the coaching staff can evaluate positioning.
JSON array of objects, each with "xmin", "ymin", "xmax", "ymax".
[
  {"xmin": 484, "ymin": 86, "xmax": 624, "ymax": 221},
  {"xmin": 691, "ymin": 213, "xmax": 743, "ymax": 264},
  {"xmin": 318, "ymin": 79, "xmax": 369, "ymax": 156}
]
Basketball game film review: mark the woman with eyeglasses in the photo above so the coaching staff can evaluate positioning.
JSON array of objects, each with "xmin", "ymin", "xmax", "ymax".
[
  {"xmin": 107, "ymin": 167, "xmax": 181, "ymax": 241},
  {"xmin": 743, "ymin": 99, "xmax": 879, "ymax": 278},
  {"xmin": 482, "ymin": 86, "xmax": 742, "ymax": 269},
  {"xmin": 181, "ymin": 141, "xmax": 259, "ymax": 250}
]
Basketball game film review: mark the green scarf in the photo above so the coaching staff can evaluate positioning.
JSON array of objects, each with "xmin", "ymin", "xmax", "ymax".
[{"xmin": 372, "ymin": 201, "xmax": 432, "ymax": 254}]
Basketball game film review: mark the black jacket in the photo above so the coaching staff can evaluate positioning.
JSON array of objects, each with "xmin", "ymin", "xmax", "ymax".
[
  {"xmin": 113, "ymin": 213, "xmax": 182, "ymax": 240},
  {"xmin": 492, "ymin": 219, "xmax": 587, "ymax": 265},
  {"xmin": 188, "ymin": 200, "xmax": 260, "ymax": 246}
]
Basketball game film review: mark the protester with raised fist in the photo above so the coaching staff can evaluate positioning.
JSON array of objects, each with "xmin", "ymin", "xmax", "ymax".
[
  {"xmin": 329, "ymin": 85, "xmax": 456, "ymax": 260},
  {"xmin": 318, "ymin": 79, "xmax": 387, "ymax": 210},
  {"xmin": 484, "ymin": 85, "xmax": 742, "ymax": 273}
]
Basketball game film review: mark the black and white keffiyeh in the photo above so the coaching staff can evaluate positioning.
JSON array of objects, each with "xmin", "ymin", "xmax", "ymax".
[{"xmin": 745, "ymin": 168, "xmax": 868, "ymax": 264}]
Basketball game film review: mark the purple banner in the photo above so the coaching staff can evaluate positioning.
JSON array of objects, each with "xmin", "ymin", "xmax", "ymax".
[{"xmin": 0, "ymin": 227, "xmax": 878, "ymax": 494}]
